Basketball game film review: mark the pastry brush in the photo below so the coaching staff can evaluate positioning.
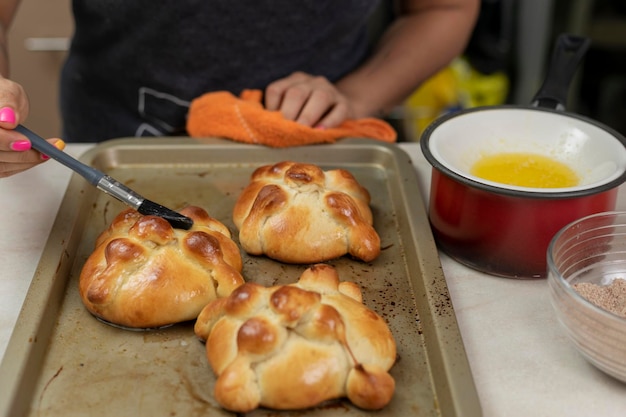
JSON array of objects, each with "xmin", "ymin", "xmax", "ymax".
[{"xmin": 16, "ymin": 125, "xmax": 193, "ymax": 230}]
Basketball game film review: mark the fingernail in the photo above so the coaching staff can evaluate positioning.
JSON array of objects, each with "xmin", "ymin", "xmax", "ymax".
[
  {"xmin": 315, "ymin": 125, "xmax": 326, "ymax": 130},
  {"xmin": 0, "ymin": 107, "xmax": 16, "ymax": 124},
  {"xmin": 10, "ymin": 139, "xmax": 31, "ymax": 151},
  {"xmin": 41, "ymin": 139, "xmax": 65, "ymax": 160}
]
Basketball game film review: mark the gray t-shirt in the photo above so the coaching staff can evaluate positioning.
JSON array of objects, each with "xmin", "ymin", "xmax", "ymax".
[{"xmin": 60, "ymin": 0, "xmax": 382, "ymax": 142}]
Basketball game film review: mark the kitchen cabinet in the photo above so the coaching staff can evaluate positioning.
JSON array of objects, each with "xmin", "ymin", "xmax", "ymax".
[{"xmin": 8, "ymin": 0, "xmax": 73, "ymax": 137}]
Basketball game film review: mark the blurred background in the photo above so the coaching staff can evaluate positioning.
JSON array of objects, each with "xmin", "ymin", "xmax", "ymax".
[
  {"xmin": 401, "ymin": 0, "xmax": 626, "ymax": 141},
  {"xmin": 8, "ymin": 0, "xmax": 626, "ymax": 141}
]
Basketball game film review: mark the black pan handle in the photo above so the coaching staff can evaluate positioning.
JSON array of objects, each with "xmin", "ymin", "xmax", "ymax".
[{"xmin": 531, "ymin": 33, "xmax": 591, "ymax": 110}]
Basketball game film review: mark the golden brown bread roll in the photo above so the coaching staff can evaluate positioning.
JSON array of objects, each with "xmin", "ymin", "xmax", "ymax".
[
  {"xmin": 232, "ymin": 161, "xmax": 381, "ymax": 263},
  {"xmin": 194, "ymin": 263, "xmax": 396, "ymax": 412},
  {"xmin": 79, "ymin": 205, "xmax": 245, "ymax": 329}
]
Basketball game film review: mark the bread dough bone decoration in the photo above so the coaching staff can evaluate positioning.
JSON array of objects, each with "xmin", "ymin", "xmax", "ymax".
[
  {"xmin": 233, "ymin": 161, "xmax": 381, "ymax": 263},
  {"xmin": 194, "ymin": 263, "xmax": 397, "ymax": 412}
]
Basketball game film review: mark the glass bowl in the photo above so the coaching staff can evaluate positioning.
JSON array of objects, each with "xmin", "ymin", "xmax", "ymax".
[{"xmin": 547, "ymin": 211, "xmax": 626, "ymax": 382}]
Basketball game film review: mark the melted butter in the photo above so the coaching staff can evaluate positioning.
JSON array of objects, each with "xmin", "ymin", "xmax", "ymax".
[{"xmin": 470, "ymin": 152, "xmax": 579, "ymax": 188}]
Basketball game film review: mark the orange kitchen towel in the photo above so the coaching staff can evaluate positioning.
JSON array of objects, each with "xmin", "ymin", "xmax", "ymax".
[{"xmin": 186, "ymin": 89, "xmax": 397, "ymax": 147}]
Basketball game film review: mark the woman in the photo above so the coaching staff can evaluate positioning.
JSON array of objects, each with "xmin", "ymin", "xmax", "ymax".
[{"xmin": 0, "ymin": 0, "xmax": 479, "ymax": 177}]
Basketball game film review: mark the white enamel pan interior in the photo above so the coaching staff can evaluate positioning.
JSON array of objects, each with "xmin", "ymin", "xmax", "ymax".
[{"xmin": 421, "ymin": 105, "xmax": 626, "ymax": 198}]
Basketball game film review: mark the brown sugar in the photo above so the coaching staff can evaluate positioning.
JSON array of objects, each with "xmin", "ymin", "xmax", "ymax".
[{"xmin": 573, "ymin": 278, "xmax": 626, "ymax": 319}]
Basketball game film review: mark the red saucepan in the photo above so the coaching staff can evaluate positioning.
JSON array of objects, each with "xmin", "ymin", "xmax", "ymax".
[{"xmin": 420, "ymin": 34, "xmax": 626, "ymax": 278}]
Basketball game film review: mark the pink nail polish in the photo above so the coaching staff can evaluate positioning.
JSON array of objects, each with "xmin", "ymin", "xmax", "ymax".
[
  {"xmin": 41, "ymin": 154, "xmax": 50, "ymax": 161},
  {"xmin": 10, "ymin": 140, "xmax": 31, "ymax": 151},
  {"xmin": 0, "ymin": 107, "xmax": 16, "ymax": 124}
]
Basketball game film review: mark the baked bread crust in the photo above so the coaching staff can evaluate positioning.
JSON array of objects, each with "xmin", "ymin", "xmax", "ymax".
[
  {"xmin": 232, "ymin": 161, "xmax": 381, "ymax": 263},
  {"xmin": 79, "ymin": 205, "xmax": 244, "ymax": 329},
  {"xmin": 194, "ymin": 264, "xmax": 396, "ymax": 412}
]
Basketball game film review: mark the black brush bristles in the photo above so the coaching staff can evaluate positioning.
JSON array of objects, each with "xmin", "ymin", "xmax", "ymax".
[{"xmin": 137, "ymin": 199, "xmax": 193, "ymax": 230}]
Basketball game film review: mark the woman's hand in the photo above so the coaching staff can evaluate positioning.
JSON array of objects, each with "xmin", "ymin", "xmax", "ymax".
[
  {"xmin": 264, "ymin": 71, "xmax": 362, "ymax": 129},
  {"xmin": 0, "ymin": 76, "xmax": 63, "ymax": 178},
  {"xmin": 0, "ymin": 125, "xmax": 66, "ymax": 178}
]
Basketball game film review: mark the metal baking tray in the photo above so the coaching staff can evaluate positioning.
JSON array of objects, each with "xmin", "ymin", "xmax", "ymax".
[{"xmin": 0, "ymin": 138, "xmax": 481, "ymax": 417}]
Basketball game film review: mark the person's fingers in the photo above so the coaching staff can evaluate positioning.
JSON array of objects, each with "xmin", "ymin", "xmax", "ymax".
[
  {"xmin": 313, "ymin": 100, "xmax": 351, "ymax": 129},
  {"xmin": 0, "ymin": 137, "xmax": 65, "ymax": 177},
  {"xmin": 294, "ymin": 88, "xmax": 336, "ymax": 127},
  {"xmin": 0, "ymin": 106, "xmax": 28, "ymax": 155},
  {"xmin": 265, "ymin": 71, "xmax": 357, "ymax": 128},
  {"xmin": 279, "ymin": 84, "xmax": 314, "ymax": 122},
  {"xmin": 264, "ymin": 81, "xmax": 287, "ymax": 111},
  {"xmin": 274, "ymin": 75, "xmax": 339, "ymax": 123},
  {"xmin": 0, "ymin": 162, "xmax": 36, "ymax": 178},
  {"xmin": 0, "ymin": 78, "xmax": 39, "ymax": 177},
  {"xmin": 0, "ymin": 77, "xmax": 30, "ymax": 126},
  {"xmin": 0, "ymin": 121, "xmax": 30, "ymax": 152},
  {"xmin": 5, "ymin": 137, "xmax": 31, "ymax": 152},
  {"xmin": 264, "ymin": 72, "xmax": 310, "ymax": 111},
  {"xmin": 0, "ymin": 106, "xmax": 17, "ymax": 127},
  {"xmin": 39, "ymin": 139, "xmax": 66, "ymax": 160}
]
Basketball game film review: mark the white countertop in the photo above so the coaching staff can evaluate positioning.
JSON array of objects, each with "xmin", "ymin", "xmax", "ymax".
[{"xmin": 1, "ymin": 142, "xmax": 625, "ymax": 416}]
